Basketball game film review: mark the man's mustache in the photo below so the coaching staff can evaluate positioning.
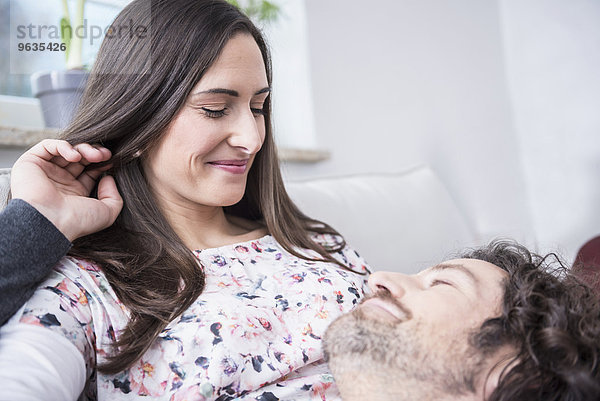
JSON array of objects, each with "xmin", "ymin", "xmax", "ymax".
[{"xmin": 358, "ymin": 288, "xmax": 413, "ymax": 322}]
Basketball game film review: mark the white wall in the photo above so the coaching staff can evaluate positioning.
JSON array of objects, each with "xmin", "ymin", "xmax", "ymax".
[
  {"xmin": 283, "ymin": 0, "xmax": 534, "ymax": 247},
  {"xmin": 263, "ymin": 0, "xmax": 318, "ymax": 149},
  {"xmin": 499, "ymin": 0, "xmax": 600, "ymax": 262}
]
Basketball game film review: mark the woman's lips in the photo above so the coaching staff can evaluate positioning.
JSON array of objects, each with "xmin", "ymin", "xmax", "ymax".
[{"xmin": 207, "ymin": 159, "xmax": 249, "ymax": 174}]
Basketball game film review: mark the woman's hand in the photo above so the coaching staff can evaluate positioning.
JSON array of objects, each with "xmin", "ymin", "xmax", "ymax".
[{"xmin": 10, "ymin": 139, "xmax": 123, "ymax": 241}]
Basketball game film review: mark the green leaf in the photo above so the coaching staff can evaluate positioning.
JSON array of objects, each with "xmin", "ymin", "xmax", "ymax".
[
  {"xmin": 259, "ymin": 1, "xmax": 280, "ymax": 22},
  {"xmin": 224, "ymin": 0, "xmax": 280, "ymax": 24},
  {"xmin": 60, "ymin": 17, "xmax": 72, "ymax": 61},
  {"xmin": 245, "ymin": 0, "xmax": 259, "ymax": 19}
]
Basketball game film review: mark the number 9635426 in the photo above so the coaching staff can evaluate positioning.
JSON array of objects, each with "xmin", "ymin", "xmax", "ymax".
[{"xmin": 17, "ymin": 42, "xmax": 67, "ymax": 52}]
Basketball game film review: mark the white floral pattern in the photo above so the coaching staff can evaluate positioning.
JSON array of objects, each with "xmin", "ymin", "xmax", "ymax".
[{"xmin": 20, "ymin": 234, "xmax": 370, "ymax": 400}]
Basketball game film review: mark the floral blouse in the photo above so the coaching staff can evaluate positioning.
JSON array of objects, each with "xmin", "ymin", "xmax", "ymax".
[{"xmin": 19, "ymin": 234, "xmax": 370, "ymax": 400}]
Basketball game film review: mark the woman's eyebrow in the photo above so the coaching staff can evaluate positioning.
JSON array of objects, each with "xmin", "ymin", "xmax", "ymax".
[
  {"xmin": 254, "ymin": 87, "xmax": 271, "ymax": 95},
  {"xmin": 429, "ymin": 263, "xmax": 479, "ymax": 286},
  {"xmin": 192, "ymin": 87, "xmax": 271, "ymax": 97}
]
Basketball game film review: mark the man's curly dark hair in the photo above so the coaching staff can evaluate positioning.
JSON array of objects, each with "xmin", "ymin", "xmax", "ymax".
[{"xmin": 461, "ymin": 240, "xmax": 600, "ymax": 401}]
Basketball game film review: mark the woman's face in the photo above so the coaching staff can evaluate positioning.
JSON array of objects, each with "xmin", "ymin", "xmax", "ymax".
[{"xmin": 143, "ymin": 33, "xmax": 270, "ymax": 213}]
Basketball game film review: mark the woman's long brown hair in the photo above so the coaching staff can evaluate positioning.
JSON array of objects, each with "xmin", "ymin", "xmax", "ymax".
[{"xmin": 63, "ymin": 0, "xmax": 353, "ymax": 374}]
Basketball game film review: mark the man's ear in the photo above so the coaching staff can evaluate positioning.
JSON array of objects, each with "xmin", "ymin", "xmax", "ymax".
[{"xmin": 483, "ymin": 353, "xmax": 518, "ymax": 400}]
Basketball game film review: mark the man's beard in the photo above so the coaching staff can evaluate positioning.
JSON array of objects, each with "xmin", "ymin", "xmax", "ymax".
[{"xmin": 323, "ymin": 292, "xmax": 487, "ymax": 400}]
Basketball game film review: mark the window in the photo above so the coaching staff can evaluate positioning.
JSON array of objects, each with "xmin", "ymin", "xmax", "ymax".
[{"xmin": 1, "ymin": 0, "xmax": 127, "ymax": 97}]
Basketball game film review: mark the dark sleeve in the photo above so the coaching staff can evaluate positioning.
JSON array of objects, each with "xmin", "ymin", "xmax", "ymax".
[{"xmin": 0, "ymin": 199, "xmax": 71, "ymax": 326}]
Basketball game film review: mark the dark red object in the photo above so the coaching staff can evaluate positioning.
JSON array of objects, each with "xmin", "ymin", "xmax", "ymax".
[{"xmin": 572, "ymin": 236, "xmax": 600, "ymax": 293}]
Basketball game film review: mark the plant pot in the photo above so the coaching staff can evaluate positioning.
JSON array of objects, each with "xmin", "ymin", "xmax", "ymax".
[{"xmin": 30, "ymin": 70, "xmax": 88, "ymax": 129}]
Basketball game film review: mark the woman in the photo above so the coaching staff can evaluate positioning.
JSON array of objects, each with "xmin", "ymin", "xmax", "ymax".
[{"xmin": 0, "ymin": 0, "xmax": 369, "ymax": 400}]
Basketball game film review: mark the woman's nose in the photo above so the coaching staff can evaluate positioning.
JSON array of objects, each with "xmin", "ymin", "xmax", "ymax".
[
  {"xmin": 228, "ymin": 109, "xmax": 264, "ymax": 155},
  {"xmin": 367, "ymin": 271, "xmax": 413, "ymax": 298}
]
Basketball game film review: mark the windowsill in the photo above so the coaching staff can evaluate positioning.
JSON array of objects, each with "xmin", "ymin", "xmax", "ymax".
[
  {"xmin": 0, "ymin": 125, "xmax": 330, "ymax": 163},
  {"xmin": 0, "ymin": 125, "xmax": 59, "ymax": 148},
  {"xmin": 277, "ymin": 147, "xmax": 330, "ymax": 163}
]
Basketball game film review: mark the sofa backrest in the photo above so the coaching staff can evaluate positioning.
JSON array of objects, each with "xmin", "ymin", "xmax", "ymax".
[
  {"xmin": 285, "ymin": 165, "xmax": 477, "ymax": 273},
  {"xmin": 0, "ymin": 168, "xmax": 10, "ymax": 209}
]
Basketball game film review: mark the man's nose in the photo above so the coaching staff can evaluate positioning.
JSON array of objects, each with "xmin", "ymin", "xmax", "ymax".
[
  {"xmin": 227, "ymin": 109, "xmax": 264, "ymax": 155},
  {"xmin": 367, "ymin": 271, "xmax": 415, "ymax": 298}
]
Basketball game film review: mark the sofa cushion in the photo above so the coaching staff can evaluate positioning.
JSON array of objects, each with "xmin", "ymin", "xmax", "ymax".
[
  {"xmin": 0, "ymin": 168, "xmax": 10, "ymax": 209},
  {"xmin": 285, "ymin": 166, "xmax": 477, "ymax": 273}
]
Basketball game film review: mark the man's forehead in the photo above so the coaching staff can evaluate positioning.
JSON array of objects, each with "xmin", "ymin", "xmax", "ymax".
[
  {"xmin": 419, "ymin": 258, "xmax": 508, "ymax": 312},
  {"xmin": 430, "ymin": 258, "xmax": 509, "ymax": 281}
]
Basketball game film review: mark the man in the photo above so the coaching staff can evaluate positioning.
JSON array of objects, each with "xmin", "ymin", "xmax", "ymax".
[
  {"xmin": 0, "ymin": 139, "xmax": 122, "ymax": 325},
  {"xmin": 323, "ymin": 241, "xmax": 600, "ymax": 401}
]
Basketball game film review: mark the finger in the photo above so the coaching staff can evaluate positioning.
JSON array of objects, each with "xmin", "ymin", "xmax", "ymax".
[
  {"xmin": 63, "ymin": 161, "xmax": 88, "ymax": 181},
  {"xmin": 75, "ymin": 143, "xmax": 111, "ymax": 164},
  {"xmin": 15, "ymin": 140, "xmax": 79, "ymax": 168},
  {"xmin": 77, "ymin": 168, "xmax": 104, "ymax": 195},
  {"xmin": 49, "ymin": 154, "xmax": 75, "ymax": 168},
  {"xmin": 96, "ymin": 163, "xmax": 112, "ymax": 172},
  {"xmin": 96, "ymin": 175, "xmax": 124, "ymax": 226},
  {"xmin": 48, "ymin": 151, "xmax": 89, "ymax": 177},
  {"xmin": 56, "ymin": 140, "xmax": 84, "ymax": 162},
  {"xmin": 91, "ymin": 144, "xmax": 112, "ymax": 160},
  {"xmin": 40, "ymin": 139, "xmax": 83, "ymax": 163},
  {"xmin": 40, "ymin": 159, "xmax": 86, "ymax": 189},
  {"xmin": 58, "ymin": 144, "xmax": 112, "ymax": 179},
  {"xmin": 22, "ymin": 159, "xmax": 87, "ymax": 195}
]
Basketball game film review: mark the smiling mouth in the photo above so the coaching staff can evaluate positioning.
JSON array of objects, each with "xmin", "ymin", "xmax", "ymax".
[
  {"xmin": 359, "ymin": 296, "xmax": 411, "ymax": 323},
  {"xmin": 207, "ymin": 159, "xmax": 249, "ymax": 174}
]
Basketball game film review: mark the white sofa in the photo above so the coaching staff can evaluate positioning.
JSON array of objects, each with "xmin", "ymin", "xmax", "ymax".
[
  {"xmin": 0, "ymin": 168, "xmax": 9, "ymax": 210},
  {"xmin": 285, "ymin": 165, "xmax": 476, "ymax": 273},
  {"xmin": 0, "ymin": 165, "xmax": 476, "ymax": 273}
]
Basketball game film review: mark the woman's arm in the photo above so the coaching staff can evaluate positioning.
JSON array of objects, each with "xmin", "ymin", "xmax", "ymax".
[
  {"xmin": 0, "ymin": 200, "xmax": 72, "ymax": 325},
  {"xmin": 0, "ymin": 139, "xmax": 122, "ymax": 326},
  {"xmin": 0, "ymin": 322, "xmax": 86, "ymax": 400},
  {"xmin": 0, "ymin": 258, "xmax": 102, "ymax": 400}
]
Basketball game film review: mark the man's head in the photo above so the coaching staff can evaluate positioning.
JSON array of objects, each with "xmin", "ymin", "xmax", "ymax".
[{"xmin": 323, "ymin": 240, "xmax": 600, "ymax": 401}]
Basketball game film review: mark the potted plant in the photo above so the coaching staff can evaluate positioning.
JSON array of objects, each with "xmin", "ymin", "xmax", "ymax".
[{"xmin": 30, "ymin": 0, "xmax": 88, "ymax": 129}]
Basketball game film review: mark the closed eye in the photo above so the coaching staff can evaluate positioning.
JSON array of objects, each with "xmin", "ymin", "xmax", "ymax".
[
  {"xmin": 201, "ymin": 107, "xmax": 227, "ymax": 118},
  {"xmin": 251, "ymin": 106, "xmax": 266, "ymax": 116},
  {"xmin": 431, "ymin": 279, "xmax": 452, "ymax": 287}
]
